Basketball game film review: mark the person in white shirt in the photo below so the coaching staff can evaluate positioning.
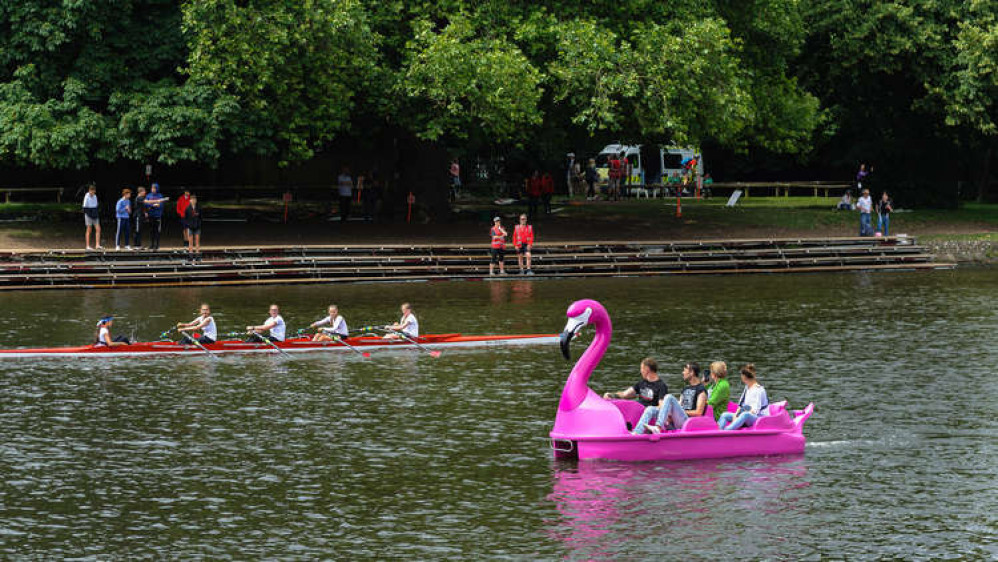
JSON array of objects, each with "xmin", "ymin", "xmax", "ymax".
[
  {"xmin": 336, "ymin": 167, "xmax": 353, "ymax": 222},
  {"xmin": 82, "ymin": 184, "xmax": 103, "ymax": 250},
  {"xmin": 718, "ymin": 364, "xmax": 770, "ymax": 430},
  {"xmin": 383, "ymin": 302, "xmax": 419, "ymax": 339},
  {"xmin": 94, "ymin": 316, "xmax": 129, "ymax": 346},
  {"xmin": 177, "ymin": 303, "xmax": 218, "ymax": 344},
  {"xmin": 856, "ymin": 188, "xmax": 873, "ymax": 236},
  {"xmin": 247, "ymin": 304, "xmax": 286, "ymax": 342},
  {"xmin": 310, "ymin": 304, "xmax": 349, "ymax": 341}
]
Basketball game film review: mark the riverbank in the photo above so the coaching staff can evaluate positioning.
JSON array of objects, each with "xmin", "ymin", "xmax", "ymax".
[
  {"xmin": 1, "ymin": 198, "xmax": 994, "ymax": 264},
  {"xmin": 921, "ymin": 233, "xmax": 998, "ymax": 264}
]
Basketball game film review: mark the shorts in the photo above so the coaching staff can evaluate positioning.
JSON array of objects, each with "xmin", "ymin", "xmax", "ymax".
[
  {"xmin": 516, "ymin": 243, "xmax": 530, "ymax": 254},
  {"xmin": 84, "ymin": 214, "xmax": 100, "ymax": 227},
  {"xmin": 188, "ymin": 226, "xmax": 202, "ymax": 236},
  {"xmin": 490, "ymin": 247, "xmax": 505, "ymax": 264}
]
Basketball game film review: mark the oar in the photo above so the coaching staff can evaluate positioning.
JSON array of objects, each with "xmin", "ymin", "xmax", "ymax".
[
  {"xmin": 249, "ymin": 331, "xmax": 292, "ymax": 358},
  {"xmin": 185, "ymin": 334, "xmax": 219, "ymax": 361},
  {"xmin": 377, "ymin": 326, "xmax": 441, "ymax": 358},
  {"xmin": 331, "ymin": 334, "xmax": 371, "ymax": 358}
]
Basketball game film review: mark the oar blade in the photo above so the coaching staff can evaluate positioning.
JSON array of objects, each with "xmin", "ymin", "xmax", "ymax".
[
  {"xmin": 429, "ymin": 350, "xmax": 442, "ymax": 358},
  {"xmin": 361, "ymin": 352, "xmax": 371, "ymax": 358}
]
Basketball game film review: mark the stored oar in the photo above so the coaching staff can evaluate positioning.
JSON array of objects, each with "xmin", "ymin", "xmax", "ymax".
[
  {"xmin": 379, "ymin": 327, "xmax": 441, "ymax": 358},
  {"xmin": 331, "ymin": 334, "xmax": 371, "ymax": 358},
  {"xmin": 249, "ymin": 331, "xmax": 292, "ymax": 358}
]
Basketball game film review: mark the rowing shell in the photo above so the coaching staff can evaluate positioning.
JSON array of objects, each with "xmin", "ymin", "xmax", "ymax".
[{"xmin": 0, "ymin": 333, "xmax": 559, "ymax": 359}]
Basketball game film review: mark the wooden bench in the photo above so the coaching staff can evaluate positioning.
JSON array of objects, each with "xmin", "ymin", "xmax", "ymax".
[{"xmin": 0, "ymin": 187, "xmax": 64, "ymax": 203}]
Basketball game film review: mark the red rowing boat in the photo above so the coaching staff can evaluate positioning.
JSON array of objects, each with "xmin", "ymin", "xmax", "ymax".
[{"xmin": 0, "ymin": 333, "xmax": 558, "ymax": 358}]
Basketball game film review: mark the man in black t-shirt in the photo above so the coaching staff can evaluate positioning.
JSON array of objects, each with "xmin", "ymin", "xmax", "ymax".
[{"xmin": 603, "ymin": 358, "xmax": 669, "ymax": 432}]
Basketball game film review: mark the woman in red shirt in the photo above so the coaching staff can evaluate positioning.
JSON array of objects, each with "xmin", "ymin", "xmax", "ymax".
[{"xmin": 513, "ymin": 213, "xmax": 535, "ymax": 275}]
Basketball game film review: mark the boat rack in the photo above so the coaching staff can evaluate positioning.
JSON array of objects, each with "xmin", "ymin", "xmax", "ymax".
[{"xmin": 0, "ymin": 236, "xmax": 954, "ymax": 290}]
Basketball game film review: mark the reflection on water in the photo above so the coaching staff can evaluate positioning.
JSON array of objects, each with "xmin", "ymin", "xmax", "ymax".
[
  {"xmin": 548, "ymin": 456, "xmax": 811, "ymax": 559},
  {"xmin": 0, "ymin": 269, "xmax": 996, "ymax": 559}
]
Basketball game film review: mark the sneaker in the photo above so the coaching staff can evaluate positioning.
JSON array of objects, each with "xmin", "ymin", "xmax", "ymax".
[
  {"xmin": 527, "ymin": 269, "xmax": 534, "ymax": 275},
  {"xmin": 125, "ymin": 246, "xmax": 132, "ymax": 250},
  {"xmin": 85, "ymin": 246, "xmax": 93, "ymax": 251},
  {"xmin": 95, "ymin": 245, "xmax": 104, "ymax": 250},
  {"xmin": 645, "ymin": 424, "xmax": 662, "ymax": 434},
  {"xmin": 115, "ymin": 246, "xmax": 120, "ymax": 251}
]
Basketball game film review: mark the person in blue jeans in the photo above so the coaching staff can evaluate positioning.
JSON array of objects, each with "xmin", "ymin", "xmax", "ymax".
[
  {"xmin": 855, "ymin": 188, "xmax": 873, "ymax": 236},
  {"xmin": 876, "ymin": 191, "xmax": 893, "ymax": 236},
  {"xmin": 635, "ymin": 362, "xmax": 708, "ymax": 434},
  {"xmin": 114, "ymin": 188, "xmax": 132, "ymax": 250},
  {"xmin": 718, "ymin": 364, "xmax": 770, "ymax": 430}
]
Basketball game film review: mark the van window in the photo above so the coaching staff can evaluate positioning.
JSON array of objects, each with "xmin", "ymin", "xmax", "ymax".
[{"xmin": 663, "ymin": 154, "xmax": 683, "ymax": 169}]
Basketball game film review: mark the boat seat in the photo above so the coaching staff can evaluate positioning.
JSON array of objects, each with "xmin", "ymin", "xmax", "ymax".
[
  {"xmin": 681, "ymin": 415, "xmax": 719, "ymax": 432},
  {"xmin": 609, "ymin": 399, "xmax": 646, "ymax": 430},
  {"xmin": 753, "ymin": 410, "xmax": 794, "ymax": 430}
]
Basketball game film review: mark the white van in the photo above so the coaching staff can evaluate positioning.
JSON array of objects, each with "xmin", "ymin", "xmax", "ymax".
[{"xmin": 595, "ymin": 144, "xmax": 703, "ymax": 187}]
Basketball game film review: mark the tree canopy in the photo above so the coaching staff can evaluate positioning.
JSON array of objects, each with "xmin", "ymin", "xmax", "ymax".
[{"xmin": 0, "ymin": 0, "xmax": 994, "ymax": 199}]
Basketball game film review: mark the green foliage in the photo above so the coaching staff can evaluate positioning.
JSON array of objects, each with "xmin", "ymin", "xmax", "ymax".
[
  {"xmin": 400, "ymin": 16, "xmax": 543, "ymax": 142},
  {"xmin": 182, "ymin": 0, "xmax": 380, "ymax": 163}
]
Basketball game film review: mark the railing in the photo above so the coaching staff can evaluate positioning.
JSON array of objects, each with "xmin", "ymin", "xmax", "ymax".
[
  {"xmin": 0, "ymin": 187, "xmax": 64, "ymax": 203},
  {"xmin": 707, "ymin": 181, "xmax": 852, "ymax": 198}
]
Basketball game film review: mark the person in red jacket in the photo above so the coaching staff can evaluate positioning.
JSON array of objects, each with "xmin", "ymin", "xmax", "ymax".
[
  {"xmin": 489, "ymin": 216, "xmax": 507, "ymax": 276},
  {"xmin": 513, "ymin": 213, "xmax": 535, "ymax": 275},
  {"xmin": 176, "ymin": 189, "xmax": 192, "ymax": 245},
  {"xmin": 525, "ymin": 170, "xmax": 542, "ymax": 221},
  {"xmin": 541, "ymin": 172, "xmax": 554, "ymax": 215}
]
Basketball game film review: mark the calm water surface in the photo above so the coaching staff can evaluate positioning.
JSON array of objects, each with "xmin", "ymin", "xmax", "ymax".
[{"xmin": 0, "ymin": 270, "xmax": 996, "ymax": 559}]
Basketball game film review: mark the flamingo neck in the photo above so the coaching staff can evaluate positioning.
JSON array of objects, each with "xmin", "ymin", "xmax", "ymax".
[{"xmin": 559, "ymin": 316, "xmax": 611, "ymax": 411}]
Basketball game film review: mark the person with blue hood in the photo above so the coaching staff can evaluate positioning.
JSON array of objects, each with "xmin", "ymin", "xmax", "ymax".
[{"xmin": 144, "ymin": 183, "xmax": 168, "ymax": 250}]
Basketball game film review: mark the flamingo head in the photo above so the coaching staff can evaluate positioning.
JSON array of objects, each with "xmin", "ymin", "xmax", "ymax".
[{"xmin": 560, "ymin": 301, "xmax": 595, "ymax": 360}]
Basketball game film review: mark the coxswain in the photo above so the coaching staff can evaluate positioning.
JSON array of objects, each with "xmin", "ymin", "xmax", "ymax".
[
  {"xmin": 246, "ymin": 304, "xmax": 286, "ymax": 342},
  {"xmin": 94, "ymin": 316, "xmax": 130, "ymax": 347},
  {"xmin": 309, "ymin": 304, "xmax": 348, "ymax": 342},
  {"xmin": 383, "ymin": 303, "xmax": 419, "ymax": 340},
  {"xmin": 177, "ymin": 303, "xmax": 217, "ymax": 345}
]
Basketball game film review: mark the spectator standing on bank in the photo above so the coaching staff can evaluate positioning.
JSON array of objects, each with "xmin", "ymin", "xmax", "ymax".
[
  {"xmin": 145, "ymin": 183, "xmax": 166, "ymax": 251},
  {"xmin": 876, "ymin": 191, "xmax": 893, "ymax": 236},
  {"xmin": 855, "ymin": 163, "xmax": 869, "ymax": 191},
  {"xmin": 541, "ymin": 172, "xmax": 554, "ymax": 215},
  {"xmin": 449, "ymin": 159, "xmax": 461, "ymax": 202},
  {"xmin": 185, "ymin": 194, "xmax": 202, "ymax": 255},
  {"xmin": 856, "ymin": 188, "xmax": 873, "ymax": 236},
  {"xmin": 565, "ymin": 153, "xmax": 577, "ymax": 197},
  {"xmin": 337, "ymin": 167, "xmax": 353, "ymax": 222},
  {"xmin": 585, "ymin": 158, "xmax": 598, "ymax": 200},
  {"xmin": 176, "ymin": 189, "xmax": 191, "ymax": 244},
  {"xmin": 489, "ymin": 216, "xmax": 507, "ymax": 276},
  {"xmin": 133, "ymin": 186, "xmax": 148, "ymax": 249},
  {"xmin": 513, "ymin": 213, "xmax": 534, "ymax": 275},
  {"xmin": 82, "ymin": 183, "xmax": 102, "ymax": 250},
  {"xmin": 608, "ymin": 153, "xmax": 622, "ymax": 201},
  {"xmin": 525, "ymin": 170, "xmax": 542, "ymax": 221},
  {"xmin": 115, "ymin": 188, "xmax": 132, "ymax": 251}
]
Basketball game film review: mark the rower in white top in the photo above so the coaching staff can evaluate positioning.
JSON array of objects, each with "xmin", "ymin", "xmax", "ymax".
[
  {"xmin": 310, "ymin": 304, "xmax": 349, "ymax": 342},
  {"xmin": 383, "ymin": 302, "xmax": 419, "ymax": 340},
  {"xmin": 94, "ymin": 316, "xmax": 130, "ymax": 346},
  {"xmin": 247, "ymin": 304, "xmax": 286, "ymax": 342},
  {"xmin": 177, "ymin": 303, "xmax": 217, "ymax": 344}
]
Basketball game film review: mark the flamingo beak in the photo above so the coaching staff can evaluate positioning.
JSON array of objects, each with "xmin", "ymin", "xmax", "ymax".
[{"xmin": 560, "ymin": 308, "xmax": 592, "ymax": 360}]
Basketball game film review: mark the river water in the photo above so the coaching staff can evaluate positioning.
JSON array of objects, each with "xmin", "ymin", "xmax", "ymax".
[{"xmin": 1, "ymin": 269, "xmax": 995, "ymax": 560}]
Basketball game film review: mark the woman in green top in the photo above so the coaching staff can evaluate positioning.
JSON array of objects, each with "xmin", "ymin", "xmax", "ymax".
[{"xmin": 705, "ymin": 361, "xmax": 731, "ymax": 422}]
